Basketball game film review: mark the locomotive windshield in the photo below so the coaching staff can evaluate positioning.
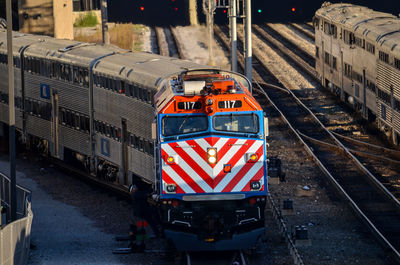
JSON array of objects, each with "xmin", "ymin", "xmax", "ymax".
[
  {"xmin": 162, "ymin": 115, "xmax": 208, "ymax": 136},
  {"xmin": 213, "ymin": 114, "xmax": 259, "ymax": 134}
]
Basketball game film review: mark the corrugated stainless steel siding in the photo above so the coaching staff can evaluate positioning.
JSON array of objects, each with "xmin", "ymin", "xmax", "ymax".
[
  {"xmin": 24, "ymin": 73, "xmax": 89, "ymax": 114},
  {"xmin": 26, "ymin": 116, "xmax": 51, "ymax": 140},
  {"xmin": 394, "ymin": 111, "xmax": 400, "ymax": 133},
  {"xmin": 93, "ymin": 86, "xmax": 154, "ymax": 140},
  {"xmin": 377, "ymin": 62, "xmax": 400, "ymax": 98},
  {"xmin": 59, "ymin": 125, "xmax": 90, "ymax": 155},
  {"xmin": 128, "ymin": 147, "xmax": 154, "ymax": 182}
]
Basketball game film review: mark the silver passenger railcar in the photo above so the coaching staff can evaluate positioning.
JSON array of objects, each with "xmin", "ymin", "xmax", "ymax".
[
  {"xmin": 0, "ymin": 29, "xmax": 207, "ymax": 187},
  {"xmin": 314, "ymin": 2, "xmax": 400, "ymax": 145}
]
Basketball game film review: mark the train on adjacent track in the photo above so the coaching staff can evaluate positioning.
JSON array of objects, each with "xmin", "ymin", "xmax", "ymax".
[
  {"xmin": 314, "ymin": 2, "xmax": 400, "ymax": 145},
  {"xmin": 0, "ymin": 28, "xmax": 269, "ymax": 250}
]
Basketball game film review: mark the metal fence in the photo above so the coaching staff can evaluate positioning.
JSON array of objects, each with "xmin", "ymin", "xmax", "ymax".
[{"xmin": 0, "ymin": 171, "xmax": 33, "ymax": 265}]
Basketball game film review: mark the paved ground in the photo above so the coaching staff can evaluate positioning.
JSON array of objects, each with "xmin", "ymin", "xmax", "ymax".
[{"xmin": 0, "ymin": 155, "xmax": 169, "ymax": 265}]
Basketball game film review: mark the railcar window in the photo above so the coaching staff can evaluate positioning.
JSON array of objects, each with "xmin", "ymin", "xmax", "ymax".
[
  {"xmin": 73, "ymin": 67, "xmax": 79, "ymax": 83},
  {"xmin": 0, "ymin": 53, "xmax": 7, "ymax": 64},
  {"xmin": 355, "ymin": 84, "xmax": 359, "ymax": 98},
  {"xmin": 149, "ymin": 142, "xmax": 154, "ymax": 155},
  {"xmin": 139, "ymin": 87, "xmax": 143, "ymax": 100},
  {"xmin": 324, "ymin": 22, "xmax": 330, "ymax": 35},
  {"xmin": 378, "ymin": 89, "xmax": 391, "ymax": 104},
  {"xmin": 395, "ymin": 99, "xmax": 400, "ymax": 112},
  {"xmin": 331, "ymin": 25, "xmax": 337, "ymax": 38},
  {"xmin": 127, "ymin": 84, "xmax": 134, "ymax": 97},
  {"xmin": 366, "ymin": 80, "xmax": 376, "ymax": 93},
  {"xmin": 353, "ymin": 71, "xmax": 362, "ymax": 83},
  {"xmin": 344, "ymin": 63, "xmax": 352, "ymax": 79},
  {"xmin": 343, "ymin": 30, "xmax": 355, "ymax": 45},
  {"xmin": 213, "ymin": 114, "xmax": 259, "ymax": 134},
  {"xmin": 138, "ymin": 138, "xmax": 144, "ymax": 151},
  {"xmin": 354, "ymin": 37, "xmax": 364, "ymax": 48},
  {"xmin": 162, "ymin": 115, "xmax": 208, "ymax": 136},
  {"xmin": 100, "ymin": 76, "xmax": 105, "ymax": 88},
  {"xmin": 379, "ymin": 51, "xmax": 389, "ymax": 63},
  {"xmin": 14, "ymin": 57, "xmax": 20, "ymax": 68},
  {"xmin": 94, "ymin": 74, "xmax": 98, "ymax": 85},
  {"xmin": 381, "ymin": 104, "xmax": 386, "ymax": 120},
  {"xmin": 332, "ymin": 56, "xmax": 337, "ymax": 70},
  {"xmin": 83, "ymin": 70, "xmax": 89, "ymax": 87},
  {"xmin": 394, "ymin": 58, "xmax": 400, "ymax": 70},
  {"xmin": 15, "ymin": 97, "xmax": 22, "ymax": 109},
  {"xmin": 105, "ymin": 124, "xmax": 111, "ymax": 137},
  {"xmin": 120, "ymin": 80, "xmax": 125, "ymax": 94},
  {"xmin": 324, "ymin": 52, "xmax": 330, "ymax": 66},
  {"xmin": 134, "ymin": 86, "xmax": 139, "ymax": 98},
  {"xmin": 134, "ymin": 135, "xmax": 139, "ymax": 149},
  {"xmin": 0, "ymin": 92, "xmax": 8, "ymax": 103},
  {"xmin": 366, "ymin": 42, "xmax": 375, "ymax": 54},
  {"xmin": 313, "ymin": 17, "xmax": 319, "ymax": 28}
]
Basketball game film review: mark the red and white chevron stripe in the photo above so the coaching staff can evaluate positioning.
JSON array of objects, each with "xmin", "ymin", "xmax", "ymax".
[{"xmin": 161, "ymin": 137, "xmax": 265, "ymax": 194}]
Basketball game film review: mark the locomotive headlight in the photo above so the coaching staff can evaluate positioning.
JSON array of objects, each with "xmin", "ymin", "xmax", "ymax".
[
  {"xmin": 206, "ymin": 99, "xmax": 214, "ymax": 105},
  {"xmin": 166, "ymin": 155, "xmax": 178, "ymax": 165},
  {"xmin": 166, "ymin": 184, "xmax": 176, "ymax": 193},
  {"xmin": 250, "ymin": 181, "xmax": 261, "ymax": 190},
  {"xmin": 208, "ymin": 156, "xmax": 217, "ymax": 164},
  {"xmin": 208, "ymin": 148, "xmax": 216, "ymax": 156},
  {"xmin": 247, "ymin": 153, "xmax": 259, "ymax": 162},
  {"xmin": 207, "ymin": 148, "xmax": 217, "ymax": 164},
  {"xmin": 167, "ymin": 156, "xmax": 175, "ymax": 164}
]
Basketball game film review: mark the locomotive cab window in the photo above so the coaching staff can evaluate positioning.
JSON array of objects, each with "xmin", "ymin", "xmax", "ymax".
[
  {"xmin": 162, "ymin": 115, "xmax": 208, "ymax": 136},
  {"xmin": 213, "ymin": 114, "xmax": 259, "ymax": 134}
]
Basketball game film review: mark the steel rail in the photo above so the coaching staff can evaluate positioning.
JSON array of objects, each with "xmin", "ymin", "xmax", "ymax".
[
  {"xmin": 168, "ymin": 26, "xmax": 185, "ymax": 59},
  {"xmin": 298, "ymin": 131, "xmax": 400, "ymax": 166},
  {"xmin": 267, "ymin": 194, "xmax": 305, "ymax": 265},
  {"xmin": 154, "ymin": 27, "xmax": 167, "ymax": 57},
  {"xmin": 253, "ymin": 82, "xmax": 400, "ymax": 262},
  {"xmin": 252, "ymin": 24, "xmax": 317, "ymax": 79},
  {"xmin": 289, "ymin": 23, "xmax": 315, "ymax": 40},
  {"xmin": 331, "ymin": 131, "xmax": 400, "ymax": 158}
]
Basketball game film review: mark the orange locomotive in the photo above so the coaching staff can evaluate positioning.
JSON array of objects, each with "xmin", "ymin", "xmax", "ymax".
[{"xmin": 152, "ymin": 69, "xmax": 269, "ymax": 251}]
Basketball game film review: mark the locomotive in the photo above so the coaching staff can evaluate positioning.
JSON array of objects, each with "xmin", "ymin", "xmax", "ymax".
[
  {"xmin": 153, "ymin": 69, "xmax": 268, "ymax": 250},
  {"xmin": 314, "ymin": 2, "xmax": 400, "ymax": 145},
  {"xmin": 0, "ymin": 29, "xmax": 268, "ymax": 250}
]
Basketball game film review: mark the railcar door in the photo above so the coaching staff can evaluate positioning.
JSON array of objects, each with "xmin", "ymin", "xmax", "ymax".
[{"xmin": 50, "ymin": 91, "xmax": 59, "ymax": 158}]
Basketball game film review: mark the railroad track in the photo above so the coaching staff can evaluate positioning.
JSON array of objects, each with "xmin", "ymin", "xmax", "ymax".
[
  {"xmin": 215, "ymin": 24, "xmax": 400, "ymax": 262},
  {"xmin": 154, "ymin": 27, "xmax": 181, "ymax": 58},
  {"xmin": 288, "ymin": 23, "xmax": 315, "ymax": 41}
]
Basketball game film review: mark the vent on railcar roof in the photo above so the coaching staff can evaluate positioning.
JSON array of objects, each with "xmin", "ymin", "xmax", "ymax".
[{"xmin": 58, "ymin": 43, "xmax": 82, "ymax": 52}]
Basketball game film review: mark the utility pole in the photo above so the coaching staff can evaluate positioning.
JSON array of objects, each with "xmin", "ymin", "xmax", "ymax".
[
  {"xmin": 244, "ymin": 0, "xmax": 252, "ymax": 85},
  {"xmin": 6, "ymin": 0, "xmax": 16, "ymax": 222},
  {"xmin": 101, "ymin": 0, "xmax": 110, "ymax": 45},
  {"xmin": 203, "ymin": 0, "xmax": 216, "ymax": 66},
  {"xmin": 229, "ymin": 0, "xmax": 237, "ymax": 72},
  {"xmin": 189, "ymin": 0, "xmax": 199, "ymax": 26}
]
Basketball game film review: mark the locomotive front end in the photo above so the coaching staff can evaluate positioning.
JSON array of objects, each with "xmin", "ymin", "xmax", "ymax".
[{"xmin": 154, "ymin": 70, "xmax": 268, "ymax": 251}]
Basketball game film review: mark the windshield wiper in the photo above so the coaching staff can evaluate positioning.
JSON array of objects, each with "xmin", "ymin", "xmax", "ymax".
[{"xmin": 178, "ymin": 115, "xmax": 190, "ymax": 133}]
